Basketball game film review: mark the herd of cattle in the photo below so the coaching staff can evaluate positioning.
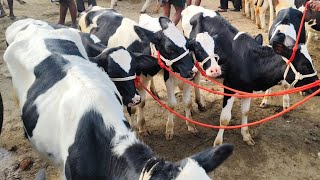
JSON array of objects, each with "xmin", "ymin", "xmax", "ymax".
[{"xmin": 0, "ymin": 2, "xmax": 319, "ymax": 179}]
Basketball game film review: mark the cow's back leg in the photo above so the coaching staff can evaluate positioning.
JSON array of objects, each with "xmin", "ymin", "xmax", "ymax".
[
  {"xmin": 260, "ymin": 88, "xmax": 272, "ymax": 108},
  {"xmin": 251, "ymin": 0, "xmax": 257, "ymax": 20},
  {"xmin": 165, "ymin": 77, "xmax": 177, "ymax": 140},
  {"xmin": 254, "ymin": 1, "xmax": 260, "ymax": 27},
  {"xmin": 240, "ymin": 98, "xmax": 255, "ymax": 145},
  {"xmin": 214, "ymin": 90, "xmax": 235, "ymax": 146},
  {"xmin": 245, "ymin": 0, "xmax": 250, "ymax": 17},
  {"xmin": 194, "ymin": 72, "xmax": 206, "ymax": 111},
  {"xmin": 182, "ymin": 83, "xmax": 198, "ymax": 135},
  {"xmin": 258, "ymin": 0, "xmax": 269, "ymax": 29}
]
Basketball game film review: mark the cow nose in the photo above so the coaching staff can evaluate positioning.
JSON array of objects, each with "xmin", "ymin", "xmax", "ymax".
[
  {"xmin": 132, "ymin": 94, "xmax": 141, "ymax": 105},
  {"xmin": 207, "ymin": 65, "xmax": 222, "ymax": 77}
]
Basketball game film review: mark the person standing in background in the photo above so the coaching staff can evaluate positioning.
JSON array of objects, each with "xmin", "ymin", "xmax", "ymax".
[
  {"xmin": 58, "ymin": 0, "xmax": 78, "ymax": 28},
  {"xmin": 218, "ymin": 0, "xmax": 241, "ymax": 12},
  {"xmin": 76, "ymin": 0, "xmax": 96, "ymax": 15},
  {"xmin": 159, "ymin": 0, "xmax": 185, "ymax": 25},
  {"xmin": 0, "ymin": 0, "xmax": 14, "ymax": 19},
  {"xmin": 187, "ymin": 0, "xmax": 201, "ymax": 6}
]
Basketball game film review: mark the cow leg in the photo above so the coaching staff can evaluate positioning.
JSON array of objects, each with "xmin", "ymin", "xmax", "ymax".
[
  {"xmin": 251, "ymin": 0, "xmax": 256, "ymax": 21},
  {"xmin": 137, "ymin": 77, "xmax": 151, "ymax": 136},
  {"xmin": 306, "ymin": 31, "xmax": 313, "ymax": 48},
  {"xmin": 194, "ymin": 72, "xmax": 206, "ymax": 111},
  {"xmin": 214, "ymin": 93, "xmax": 235, "ymax": 146},
  {"xmin": 150, "ymin": 78, "xmax": 160, "ymax": 99},
  {"xmin": 282, "ymin": 83, "xmax": 290, "ymax": 110},
  {"xmin": 140, "ymin": 0, "xmax": 151, "ymax": 13},
  {"xmin": 241, "ymin": 98, "xmax": 255, "ymax": 145},
  {"xmin": 165, "ymin": 77, "xmax": 177, "ymax": 140},
  {"xmin": 255, "ymin": 3, "xmax": 260, "ymax": 27},
  {"xmin": 128, "ymin": 107, "xmax": 138, "ymax": 131},
  {"xmin": 260, "ymin": 88, "xmax": 271, "ymax": 108},
  {"xmin": 258, "ymin": 0, "xmax": 268, "ymax": 29},
  {"xmin": 245, "ymin": 0, "xmax": 250, "ymax": 17},
  {"xmin": 182, "ymin": 84, "xmax": 198, "ymax": 134},
  {"xmin": 110, "ymin": 0, "xmax": 117, "ymax": 9}
]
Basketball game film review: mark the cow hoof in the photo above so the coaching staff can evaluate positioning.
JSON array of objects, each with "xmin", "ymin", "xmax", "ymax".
[
  {"xmin": 140, "ymin": 10, "xmax": 146, "ymax": 14},
  {"xmin": 299, "ymin": 91, "xmax": 306, "ymax": 96},
  {"xmin": 139, "ymin": 130, "xmax": 151, "ymax": 136},
  {"xmin": 17, "ymin": 0, "xmax": 26, "ymax": 4},
  {"xmin": 165, "ymin": 132, "xmax": 173, "ymax": 140},
  {"xmin": 198, "ymin": 104, "xmax": 207, "ymax": 112},
  {"xmin": 187, "ymin": 125, "xmax": 198, "ymax": 135},
  {"xmin": 213, "ymin": 139, "xmax": 222, "ymax": 147},
  {"xmin": 259, "ymin": 102, "xmax": 268, "ymax": 108},
  {"xmin": 245, "ymin": 139, "xmax": 255, "ymax": 145}
]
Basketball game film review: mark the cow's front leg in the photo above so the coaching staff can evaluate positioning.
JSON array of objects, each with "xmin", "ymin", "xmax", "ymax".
[
  {"xmin": 282, "ymin": 83, "xmax": 290, "ymax": 110},
  {"xmin": 150, "ymin": 78, "xmax": 160, "ymax": 99},
  {"xmin": 182, "ymin": 84, "xmax": 198, "ymax": 134},
  {"xmin": 194, "ymin": 72, "xmax": 206, "ymax": 111},
  {"xmin": 137, "ymin": 77, "xmax": 151, "ymax": 136},
  {"xmin": 165, "ymin": 77, "xmax": 177, "ymax": 140},
  {"xmin": 110, "ymin": 0, "xmax": 117, "ymax": 8},
  {"xmin": 214, "ymin": 92, "xmax": 235, "ymax": 146},
  {"xmin": 140, "ymin": 0, "xmax": 151, "ymax": 13},
  {"xmin": 245, "ymin": 0, "xmax": 250, "ymax": 17},
  {"xmin": 241, "ymin": 98, "xmax": 255, "ymax": 145}
]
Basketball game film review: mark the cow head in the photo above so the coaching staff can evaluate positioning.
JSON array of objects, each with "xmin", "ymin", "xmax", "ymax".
[
  {"xmin": 187, "ymin": 32, "xmax": 221, "ymax": 78},
  {"xmin": 91, "ymin": 47, "xmax": 158, "ymax": 106},
  {"xmin": 272, "ymin": 41, "xmax": 319, "ymax": 96},
  {"xmin": 134, "ymin": 17, "xmax": 197, "ymax": 79},
  {"xmin": 134, "ymin": 143, "xmax": 233, "ymax": 180}
]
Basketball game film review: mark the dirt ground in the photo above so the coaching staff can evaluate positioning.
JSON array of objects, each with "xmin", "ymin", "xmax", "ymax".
[{"xmin": 0, "ymin": 0, "xmax": 320, "ymax": 179}]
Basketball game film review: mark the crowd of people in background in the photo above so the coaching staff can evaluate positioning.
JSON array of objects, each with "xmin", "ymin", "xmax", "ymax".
[{"xmin": 0, "ymin": 0, "xmax": 320, "ymax": 27}]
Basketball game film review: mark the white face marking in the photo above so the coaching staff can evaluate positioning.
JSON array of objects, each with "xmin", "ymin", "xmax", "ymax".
[
  {"xmin": 109, "ymin": 49, "xmax": 132, "ymax": 73},
  {"xmin": 233, "ymin": 32, "xmax": 246, "ymax": 40},
  {"xmin": 163, "ymin": 23, "xmax": 187, "ymax": 50},
  {"xmin": 195, "ymin": 32, "xmax": 216, "ymax": 57},
  {"xmin": 176, "ymin": 159, "xmax": 210, "ymax": 180},
  {"xmin": 90, "ymin": 34, "xmax": 101, "ymax": 44},
  {"xmin": 271, "ymin": 23, "xmax": 297, "ymax": 44},
  {"xmin": 139, "ymin": 14, "xmax": 162, "ymax": 32}
]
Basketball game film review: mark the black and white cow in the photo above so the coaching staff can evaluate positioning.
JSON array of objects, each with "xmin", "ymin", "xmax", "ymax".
[
  {"xmin": 79, "ymin": 7, "xmax": 198, "ymax": 140},
  {"xmin": 4, "ymin": 23, "xmax": 234, "ymax": 179},
  {"xmin": 181, "ymin": 5, "xmax": 319, "ymax": 146},
  {"xmin": 5, "ymin": 18, "xmax": 159, "ymax": 108}
]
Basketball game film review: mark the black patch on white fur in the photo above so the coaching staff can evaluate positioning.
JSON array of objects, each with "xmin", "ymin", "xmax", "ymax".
[
  {"xmin": 44, "ymin": 39, "xmax": 85, "ymax": 59},
  {"xmin": 114, "ymin": 92, "xmax": 122, "ymax": 105},
  {"xmin": 22, "ymin": 54, "xmax": 69, "ymax": 137}
]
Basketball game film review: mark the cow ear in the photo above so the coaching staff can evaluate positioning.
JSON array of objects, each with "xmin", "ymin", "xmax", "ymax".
[
  {"xmin": 159, "ymin": 16, "xmax": 172, "ymax": 29},
  {"xmin": 134, "ymin": 26, "xmax": 160, "ymax": 44},
  {"xmin": 190, "ymin": 12, "xmax": 204, "ymax": 27},
  {"xmin": 188, "ymin": 143, "xmax": 233, "ymax": 173},
  {"xmin": 254, "ymin": 34, "xmax": 263, "ymax": 45},
  {"xmin": 134, "ymin": 53, "xmax": 160, "ymax": 76},
  {"xmin": 272, "ymin": 41, "xmax": 293, "ymax": 59}
]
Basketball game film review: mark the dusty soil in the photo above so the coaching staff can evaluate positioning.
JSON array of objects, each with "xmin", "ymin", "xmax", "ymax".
[{"xmin": 0, "ymin": 0, "xmax": 320, "ymax": 179}]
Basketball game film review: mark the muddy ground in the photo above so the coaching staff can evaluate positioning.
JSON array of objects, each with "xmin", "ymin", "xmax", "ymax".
[{"xmin": 0, "ymin": 0, "xmax": 320, "ymax": 179}]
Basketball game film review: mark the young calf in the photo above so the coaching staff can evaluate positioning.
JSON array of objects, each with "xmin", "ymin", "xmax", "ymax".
[
  {"xmin": 180, "ymin": 5, "xmax": 319, "ymax": 146},
  {"xmin": 5, "ymin": 18, "xmax": 160, "ymax": 108},
  {"xmin": 79, "ymin": 7, "xmax": 197, "ymax": 140},
  {"xmin": 4, "ymin": 24, "xmax": 234, "ymax": 179}
]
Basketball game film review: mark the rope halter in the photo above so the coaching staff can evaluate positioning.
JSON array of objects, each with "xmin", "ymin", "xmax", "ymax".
[
  {"xmin": 109, "ymin": 74, "xmax": 137, "ymax": 82},
  {"xmin": 192, "ymin": 52, "xmax": 220, "ymax": 70},
  {"xmin": 282, "ymin": 57, "xmax": 318, "ymax": 87},
  {"xmin": 150, "ymin": 43, "xmax": 189, "ymax": 67}
]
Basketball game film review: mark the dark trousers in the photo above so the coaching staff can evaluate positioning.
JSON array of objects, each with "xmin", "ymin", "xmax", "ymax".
[
  {"xmin": 76, "ymin": 0, "xmax": 96, "ymax": 12},
  {"xmin": 233, "ymin": 0, "xmax": 242, "ymax": 10},
  {"xmin": 220, "ymin": 0, "xmax": 241, "ymax": 10},
  {"xmin": 220, "ymin": 0, "xmax": 228, "ymax": 9}
]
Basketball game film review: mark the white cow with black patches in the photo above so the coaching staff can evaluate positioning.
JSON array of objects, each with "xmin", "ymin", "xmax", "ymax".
[
  {"xmin": 4, "ymin": 23, "xmax": 234, "ymax": 179},
  {"xmin": 79, "ymin": 7, "xmax": 197, "ymax": 140},
  {"xmin": 180, "ymin": 5, "xmax": 320, "ymax": 147},
  {"xmin": 6, "ymin": 18, "xmax": 162, "ymax": 108}
]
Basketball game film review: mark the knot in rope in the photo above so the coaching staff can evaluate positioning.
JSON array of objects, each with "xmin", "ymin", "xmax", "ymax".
[{"xmin": 134, "ymin": 76, "xmax": 141, "ymax": 88}]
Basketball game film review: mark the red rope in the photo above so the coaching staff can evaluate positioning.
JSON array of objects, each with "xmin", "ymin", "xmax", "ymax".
[
  {"xmin": 287, "ymin": 1, "xmax": 311, "ymax": 64},
  {"xmin": 156, "ymin": 51, "xmax": 320, "ymax": 98},
  {"xmin": 137, "ymin": 78, "xmax": 320, "ymax": 129}
]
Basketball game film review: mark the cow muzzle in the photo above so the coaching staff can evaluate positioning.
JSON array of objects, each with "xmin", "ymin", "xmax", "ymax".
[
  {"xmin": 206, "ymin": 65, "xmax": 222, "ymax": 78},
  {"xmin": 128, "ymin": 94, "xmax": 141, "ymax": 107}
]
